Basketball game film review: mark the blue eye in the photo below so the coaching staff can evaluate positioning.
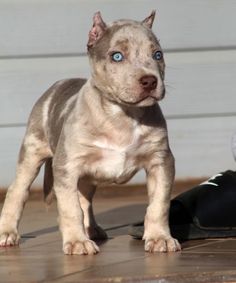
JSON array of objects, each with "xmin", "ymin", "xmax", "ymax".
[
  {"xmin": 153, "ymin": 50, "xmax": 163, "ymax": 61},
  {"xmin": 111, "ymin": 52, "xmax": 124, "ymax": 62}
]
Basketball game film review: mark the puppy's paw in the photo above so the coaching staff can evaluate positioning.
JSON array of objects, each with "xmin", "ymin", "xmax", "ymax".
[
  {"xmin": 0, "ymin": 231, "xmax": 20, "ymax": 247},
  {"xmin": 63, "ymin": 239, "xmax": 100, "ymax": 255},
  {"xmin": 145, "ymin": 237, "xmax": 181, "ymax": 253},
  {"xmin": 86, "ymin": 225, "xmax": 108, "ymax": 240}
]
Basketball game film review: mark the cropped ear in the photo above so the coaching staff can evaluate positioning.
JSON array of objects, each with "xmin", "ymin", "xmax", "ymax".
[
  {"xmin": 87, "ymin": 11, "xmax": 107, "ymax": 49},
  {"xmin": 142, "ymin": 10, "xmax": 156, "ymax": 29}
]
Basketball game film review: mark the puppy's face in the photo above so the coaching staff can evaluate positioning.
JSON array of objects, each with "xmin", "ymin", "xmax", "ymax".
[{"xmin": 87, "ymin": 12, "xmax": 165, "ymax": 107}]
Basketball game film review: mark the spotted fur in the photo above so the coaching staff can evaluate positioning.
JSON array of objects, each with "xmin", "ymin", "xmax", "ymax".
[{"xmin": 0, "ymin": 11, "xmax": 181, "ymax": 254}]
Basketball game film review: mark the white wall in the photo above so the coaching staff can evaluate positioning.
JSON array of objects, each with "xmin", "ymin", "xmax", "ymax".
[{"xmin": 0, "ymin": 0, "xmax": 236, "ymax": 187}]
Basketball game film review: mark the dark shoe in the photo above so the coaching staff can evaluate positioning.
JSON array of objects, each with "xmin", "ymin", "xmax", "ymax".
[{"xmin": 129, "ymin": 170, "xmax": 236, "ymax": 240}]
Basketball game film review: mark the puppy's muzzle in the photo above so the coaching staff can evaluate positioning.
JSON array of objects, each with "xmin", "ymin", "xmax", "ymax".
[{"xmin": 139, "ymin": 75, "xmax": 157, "ymax": 92}]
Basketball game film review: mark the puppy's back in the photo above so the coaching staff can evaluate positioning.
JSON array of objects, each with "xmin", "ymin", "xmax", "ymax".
[{"xmin": 26, "ymin": 78, "xmax": 87, "ymax": 152}]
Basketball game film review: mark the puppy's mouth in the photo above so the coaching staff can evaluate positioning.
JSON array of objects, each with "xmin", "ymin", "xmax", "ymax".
[{"xmin": 118, "ymin": 89, "xmax": 165, "ymax": 106}]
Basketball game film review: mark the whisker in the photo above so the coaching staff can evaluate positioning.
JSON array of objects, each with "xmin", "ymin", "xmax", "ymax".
[
  {"xmin": 165, "ymin": 82, "xmax": 176, "ymax": 91},
  {"xmin": 166, "ymin": 65, "xmax": 180, "ymax": 71}
]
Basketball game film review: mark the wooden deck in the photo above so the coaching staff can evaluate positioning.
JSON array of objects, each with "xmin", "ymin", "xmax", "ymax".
[{"xmin": 0, "ymin": 187, "xmax": 236, "ymax": 283}]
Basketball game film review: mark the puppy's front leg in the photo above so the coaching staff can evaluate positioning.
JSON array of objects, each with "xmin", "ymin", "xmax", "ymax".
[
  {"xmin": 143, "ymin": 150, "xmax": 181, "ymax": 252},
  {"xmin": 53, "ymin": 158, "xmax": 99, "ymax": 255}
]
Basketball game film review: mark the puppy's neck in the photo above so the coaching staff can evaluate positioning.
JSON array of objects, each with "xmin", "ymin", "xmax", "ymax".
[{"xmin": 89, "ymin": 78, "xmax": 147, "ymax": 122}]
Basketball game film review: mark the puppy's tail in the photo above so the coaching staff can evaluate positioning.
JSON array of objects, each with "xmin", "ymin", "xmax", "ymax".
[{"xmin": 43, "ymin": 158, "xmax": 55, "ymax": 206}]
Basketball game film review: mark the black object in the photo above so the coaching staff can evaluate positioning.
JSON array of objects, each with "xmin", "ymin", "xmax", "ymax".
[{"xmin": 129, "ymin": 170, "xmax": 236, "ymax": 240}]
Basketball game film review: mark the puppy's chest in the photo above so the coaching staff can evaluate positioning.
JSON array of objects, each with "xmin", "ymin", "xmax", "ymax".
[{"xmin": 90, "ymin": 128, "xmax": 149, "ymax": 183}]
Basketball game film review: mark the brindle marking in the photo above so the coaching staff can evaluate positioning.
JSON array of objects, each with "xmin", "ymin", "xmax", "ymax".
[{"xmin": 0, "ymin": 11, "xmax": 181, "ymax": 255}]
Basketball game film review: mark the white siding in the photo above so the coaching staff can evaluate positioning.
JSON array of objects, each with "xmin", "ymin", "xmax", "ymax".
[
  {"xmin": 0, "ymin": 0, "xmax": 236, "ymax": 187},
  {"xmin": 1, "ymin": 0, "xmax": 236, "ymax": 56}
]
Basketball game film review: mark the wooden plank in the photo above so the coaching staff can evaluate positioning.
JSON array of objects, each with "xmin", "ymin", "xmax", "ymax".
[
  {"xmin": 0, "ymin": 0, "xmax": 236, "ymax": 57},
  {"xmin": 161, "ymin": 49, "xmax": 236, "ymax": 117},
  {"xmin": 0, "ymin": 126, "xmax": 25, "ymax": 186},
  {"xmin": 0, "ymin": 56, "xmax": 89, "ymax": 125},
  {"xmin": 168, "ymin": 116, "xmax": 236, "ymax": 179},
  {"xmin": 0, "ymin": 49, "xmax": 236, "ymax": 125},
  {"xmin": 0, "ymin": 116, "xmax": 235, "ymax": 187}
]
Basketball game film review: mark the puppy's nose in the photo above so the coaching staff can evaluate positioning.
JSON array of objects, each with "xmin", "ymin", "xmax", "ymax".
[{"xmin": 139, "ymin": 75, "xmax": 157, "ymax": 91}]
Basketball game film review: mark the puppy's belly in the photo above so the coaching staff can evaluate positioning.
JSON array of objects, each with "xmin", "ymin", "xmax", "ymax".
[{"xmin": 88, "ymin": 150, "xmax": 139, "ymax": 184}]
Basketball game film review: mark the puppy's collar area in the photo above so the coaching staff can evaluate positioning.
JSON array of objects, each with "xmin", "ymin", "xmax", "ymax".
[{"xmin": 86, "ymin": 79, "xmax": 148, "ymax": 122}]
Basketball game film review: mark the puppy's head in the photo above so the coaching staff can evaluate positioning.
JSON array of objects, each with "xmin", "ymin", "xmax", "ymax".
[{"xmin": 87, "ymin": 11, "xmax": 165, "ymax": 107}]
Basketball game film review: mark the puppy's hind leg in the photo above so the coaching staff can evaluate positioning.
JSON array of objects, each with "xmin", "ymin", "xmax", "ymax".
[
  {"xmin": 0, "ymin": 133, "xmax": 51, "ymax": 247},
  {"xmin": 78, "ymin": 179, "xmax": 107, "ymax": 240},
  {"xmin": 43, "ymin": 158, "xmax": 55, "ymax": 205}
]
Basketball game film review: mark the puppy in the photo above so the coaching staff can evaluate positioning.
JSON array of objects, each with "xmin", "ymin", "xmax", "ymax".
[{"xmin": 0, "ymin": 11, "xmax": 181, "ymax": 255}]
